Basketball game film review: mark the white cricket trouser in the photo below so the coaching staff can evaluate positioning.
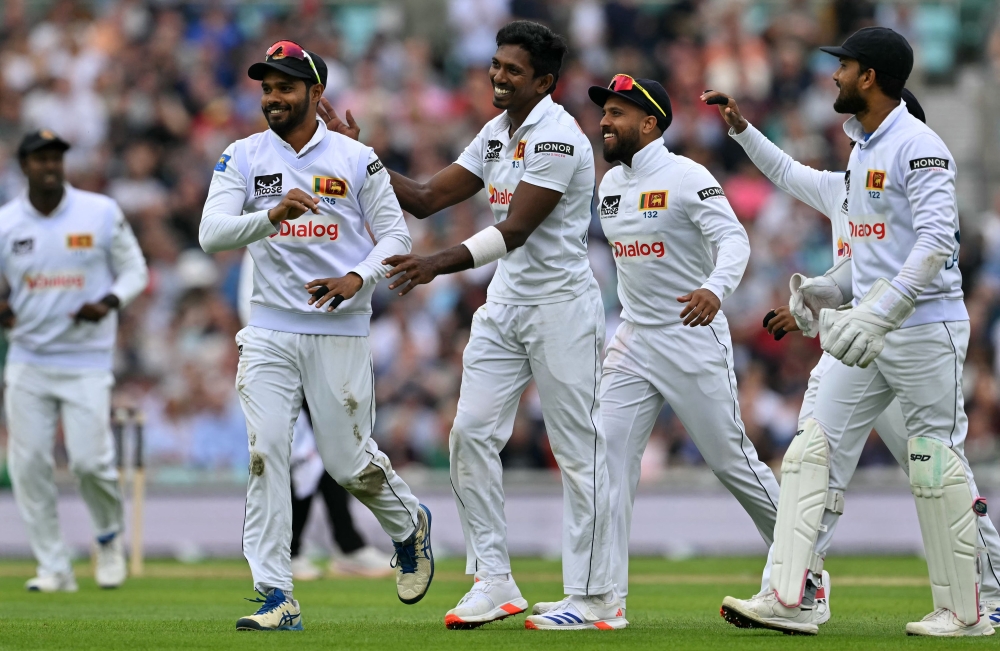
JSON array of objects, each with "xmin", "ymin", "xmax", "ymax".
[
  {"xmin": 602, "ymin": 316, "xmax": 780, "ymax": 597},
  {"xmin": 802, "ymin": 333, "xmax": 1000, "ymax": 600},
  {"xmin": 235, "ymin": 326, "xmax": 420, "ymax": 593},
  {"xmin": 5, "ymin": 362, "xmax": 122, "ymax": 577},
  {"xmin": 449, "ymin": 284, "xmax": 613, "ymax": 596}
]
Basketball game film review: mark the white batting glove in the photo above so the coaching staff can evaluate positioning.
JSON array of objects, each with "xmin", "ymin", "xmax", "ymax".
[
  {"xmin": 789, "ymin": 275, "xmax": 844, "ymax": 338},
  {"xmin": 819, "ymin": 278, "xmax": 915, "ymax": 368}
]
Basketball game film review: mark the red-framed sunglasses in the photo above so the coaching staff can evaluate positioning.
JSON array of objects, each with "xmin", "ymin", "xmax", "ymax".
[
  {"xmin": 609, "ymin": 74, "xmax": 666, "ymax": 118},
  {"xmin": 265, "ymin": 40, "xmax": 321, "ymax": 85}
]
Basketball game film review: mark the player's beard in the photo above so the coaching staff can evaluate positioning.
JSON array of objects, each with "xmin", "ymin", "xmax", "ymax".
[
  {"xmin": 602, "ymin": 124, "xmax": 641, "ymax": 164},
  {"xmin": 833, "ymin": 80, "xmax": 867, "ymax": 114},
  {"xmin": 264, "ymin": 97, "xmax": 309, "ymax": 137}
]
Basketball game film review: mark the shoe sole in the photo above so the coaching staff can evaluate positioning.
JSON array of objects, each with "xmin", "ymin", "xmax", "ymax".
[
  {"xmin": 525, "ymin": 616, "xmax": 628, "ymax": 630},
  {"xmin": 720, "ymin": 601, "xmax": 817, "ymax": 636},
  {"xmin": 906, "ymin": 622, "xmax": 995, "ymax": 637},
  {"xmin": 236, "ymin": 618, "xmax": 304, "ymax": 631},
  {"xmin": 398, "ymin": 504, "xmax": 434, "ymax": 605},
  {"xmin": 445, "ymin": 600, "xmax": 528, "ymax": 630}
]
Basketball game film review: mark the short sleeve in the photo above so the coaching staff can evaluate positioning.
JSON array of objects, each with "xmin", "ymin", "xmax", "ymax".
[
  {"xmin": 455, "ymin": 128, "xmax": 486, "ymax": 180},
  {"xmin": 520, "ymin": 128, "xmax": 580, "ymax": 193}
]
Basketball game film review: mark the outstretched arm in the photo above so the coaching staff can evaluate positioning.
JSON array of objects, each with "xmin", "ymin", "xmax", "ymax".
[
  {"xmin": 383, "ymin": 182, "xmax": 562, "ymax": 295},
  {"xmin": 701, "ymin": 91, "xmax": 844, "ymax": 220}
]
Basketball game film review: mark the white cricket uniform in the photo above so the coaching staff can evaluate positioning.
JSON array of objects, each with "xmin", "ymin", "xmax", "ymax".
[
  {"xmin": 599, "ymin": 140, "xmax": 778, "ymax": 598},
  {"xmin": 451, "ymin": 94, "xmax": 613, "ymax": 595},
  {"xmin": 733, "ymin": 119, "xmax": 1000, "ymax": 599},
  {"xmin": 0, "ymin": 185, "xmax": 148, "ymax": 578},
  {"xmin": 201, "ymin": 119, "xmax": 420, "ymax": 593}
]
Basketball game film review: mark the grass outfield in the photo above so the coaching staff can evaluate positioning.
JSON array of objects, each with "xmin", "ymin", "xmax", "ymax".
[{"xmin": 0, "ymin": 556, "xmax": 992, "ymax": 650}]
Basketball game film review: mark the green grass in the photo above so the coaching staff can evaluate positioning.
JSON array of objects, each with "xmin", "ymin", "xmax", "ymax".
[{"xmin": 0, "ymin": 556, "xmax": 991, "ymax": 650}]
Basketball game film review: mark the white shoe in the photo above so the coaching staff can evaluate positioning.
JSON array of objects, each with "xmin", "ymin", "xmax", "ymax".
[
  {"xmin": 720, "ymin": 590, "xmax": 818, "ymax": 635},
  {"xmin": 393, "ymin": 504, "xmax": 434, "ymax": 604},
  {"xmin": 444, "ymin": 571, "xmax": 528, "ymax": 629},
  {"xmin": 982, "ymin": 601, "xmax": 1000, "ymax": 628},
  {"xmin": 331, "ymin": 546, "xmax": 393, "ymax": 578},
  {"xmin": 291, "ymin": 556, "xmax": 321, "ymax": 581},
  {"xmin": 94, "ymin": 534, "xmax": 127, "ymax": 589},
  {"xmin": 525, "ymin": 593, "xmax": 628, "ymax": 630},
  {"xmin": 236, "ymin": 588, "xmax": 303, "ymax": 631},
  {"xmin": 906, "ymin": 608, "xmax": 995, "ymax": 637},
  {"xmin": 814, "ymin": 571, "xmax": 831, "ymax": 625},
  {"xmin": 532, "ymin": 599, "xmax": 626, "ymax": 619},
  {"xmin": 26, "ymin": 573, "xmax": 78, "ymax": 593}
]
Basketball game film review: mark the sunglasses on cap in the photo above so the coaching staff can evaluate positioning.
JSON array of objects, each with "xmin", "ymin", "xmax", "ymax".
[
  {"xmin": 266, "ymin": 40, "xmax": 321, "ymax": 85},
  {"xmin": 609, "ymin": 74, "xmax": 667, "ymax": 118}
]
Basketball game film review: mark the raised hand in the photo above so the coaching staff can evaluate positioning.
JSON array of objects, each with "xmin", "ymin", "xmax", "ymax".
[
  {"xmin": 318, "ymin": 98, "xmax": 360, "ymax": 141},
  {"xmin": 700, "ymin": 90, "xmax": 748, "ymax": 134}
]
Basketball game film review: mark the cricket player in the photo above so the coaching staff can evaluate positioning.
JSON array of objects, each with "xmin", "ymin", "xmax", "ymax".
[
  {"xmin": 1, "ymin": 130, "xmax": 148, "ymax": 592},
  {"xmin": 584, "ymin": 76, "xmax": 782, "ymax": 617},
  {"xmin": 717, "ymin": 27, "xmax": 993, "ymax": 636},
  {"xmin": 200, "ymin": 41, "xmax": 432, "ymax": 631},
  {"xmin": 707, "ymin": 88, "xmax": 1000, "ymax": 630},
  {"xmin": 322, "ymin": 21, "xmax": 623, "ymax": 630}
]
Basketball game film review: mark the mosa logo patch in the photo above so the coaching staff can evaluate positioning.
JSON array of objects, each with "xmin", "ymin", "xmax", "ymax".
[
  {"xmin": 313, "ymin": 176, "xmax": 348, "ymax": 198},
  {"xmin": 24, "ymin": 272, "xmax": 85, "ymax": 291},
  {"xmin": 697, "ymin": 187, "xmax": 725, "ymax": 201},
  {"xmin": 66, "ymin": 234, "xmax": 93, "ymax": 249},
  {"xmin": 865, "ymin": 170, "xmax": 886, "ymax": 190},
  {"xmin": 254, "ymin": 173, "xmax": 283, "ymax": 197},
  {"xmin": 599, "ymin": 195, "xmax": 621, "ymax": 218},
  {"xmin": 484, "ymin": 140, "xmax": 503, "ymax": 162},
  {"xmin": 638, "ymin": 190, "xmax": 667, "ymax": 210},
  {"xmin": 488, "ymin": 184, "xmax": 514, "ymax": 206},
  {"xmin": 514, "ymin": 140, "xmax": 527, "ymax": 160}
]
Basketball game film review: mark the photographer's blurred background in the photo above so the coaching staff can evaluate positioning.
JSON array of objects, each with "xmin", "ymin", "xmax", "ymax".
[{"xmin": 0, "ymin": 0, "xmax": 999, "ymax": 558}]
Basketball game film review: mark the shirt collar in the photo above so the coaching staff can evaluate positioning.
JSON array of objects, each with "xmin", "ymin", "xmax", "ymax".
[
  {"xmin": 842, "ymin": 100, "xmax": 908, "ymax": 149},
  {"xmin": 270, "ymin": 118, "xmax": 328, "ymax": 158},
  {"xmin": 495, "ymin": 95, "xmax": 555, "ymax": 137},
  {"xmin": 620, "ymin": 139, "xmax": 668, "ymax": 177},
  {"xmin": 21, "ymin": 184, "xmax": 73, "ymax": 218}
]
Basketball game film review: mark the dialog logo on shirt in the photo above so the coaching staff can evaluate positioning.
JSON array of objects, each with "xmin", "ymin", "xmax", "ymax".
[
  {"xmin": 269, "ymin": 220, "xmax": 339, "ymax": 241},
  {"xmin": 514, "ymin": 140, "xmax": 527, "ymax": 160},
  {"xmin": 488, "ymin": 183, "xmax": 514, "ymax": 206},
  {"xmin": 638, "ymin": 190, "xmax": 667, "ymax": 210},
  {"xmin": 610, "ymin": 235, "xmax": 666, "ymax": 262},
  {"xmin": 484, "ymin": 140, "xmax": 503, "ymax": 163},
  {"xmin": 313, "ymin": 176, "xmax": 348, "ymax": 198},
  {"xmin": 865, "ymin": 170, "xmax": 886, "ymax": 190},
  {"xmin": 254, "ymin": 173, "xmax": 283, "ymax": 197},
  {"xmin": 849, "ymin": 218, "xmax": 887, "ymax": 241},
  {"xmin": 66, "ymin": 233, "xmax": 93, "ymax": 249},
  {"xmin": 599, "ymin": 195, "xmax": 621, "ymax": 218},
  {"xmin": 24, "ymin": 272, "xmax": 85, "ymax": 291},
  {"xmin": 11, "ymin": 238, "xmax": 33, "ymax": 255},
  {"xmin": 837, "ymin": 237, "xmax": 851, "ymax": 258}
]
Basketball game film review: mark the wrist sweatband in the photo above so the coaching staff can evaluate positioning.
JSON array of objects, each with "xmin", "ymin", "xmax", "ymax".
[{"xmin": 462, "ymin": 226, "xmax": 507, "ymax": 268}]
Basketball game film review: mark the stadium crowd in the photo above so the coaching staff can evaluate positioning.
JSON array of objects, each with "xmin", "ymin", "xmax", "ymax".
[{"xmin": 0, "ymin": 0, "xmax": 999, "ymax": 480}]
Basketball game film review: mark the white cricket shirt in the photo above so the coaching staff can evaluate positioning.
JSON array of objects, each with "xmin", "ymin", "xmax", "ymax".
[
  {"xmin": 598, "ymin": 140, "xmax": 750, "ymax": 327},
  {"xmin": 456, "ymin": 95, "xmax": 595, "ymax": 305},
  {"xmin": 0, "ymin": 185, "xmax": 148, "ymax": 369},
  {"xmin": 200, "ymin": 119, "xmax": 411, "ymax": 336}
]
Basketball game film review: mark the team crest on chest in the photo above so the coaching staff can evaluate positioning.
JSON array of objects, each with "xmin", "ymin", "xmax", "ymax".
[
  {"xmin": 513, "ymin": 140, "xmax": 526, "ymax": 161},
  {"xmin": 313, "ymin": 176, "xmax": 348, "ymax": 198},
  {"xmin": 865, "ymin": 170, "xmax": 886, "ymax": 190},
  {"xmin": 66, "ymin": 233, "xmax": 93, "ymax": 249},
  {"xmin": 638, "ymin": 190, "xmax": 667, "ymax": 210}
]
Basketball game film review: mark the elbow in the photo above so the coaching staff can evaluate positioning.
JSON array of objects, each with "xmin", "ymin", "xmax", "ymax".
[
  {"xmin": 503, "ymin": 229, "xmax": 530, "ymax": 252},
  {"xmin": 198, "ymin": 225, "xmax": 223, "ymax": 254}
]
